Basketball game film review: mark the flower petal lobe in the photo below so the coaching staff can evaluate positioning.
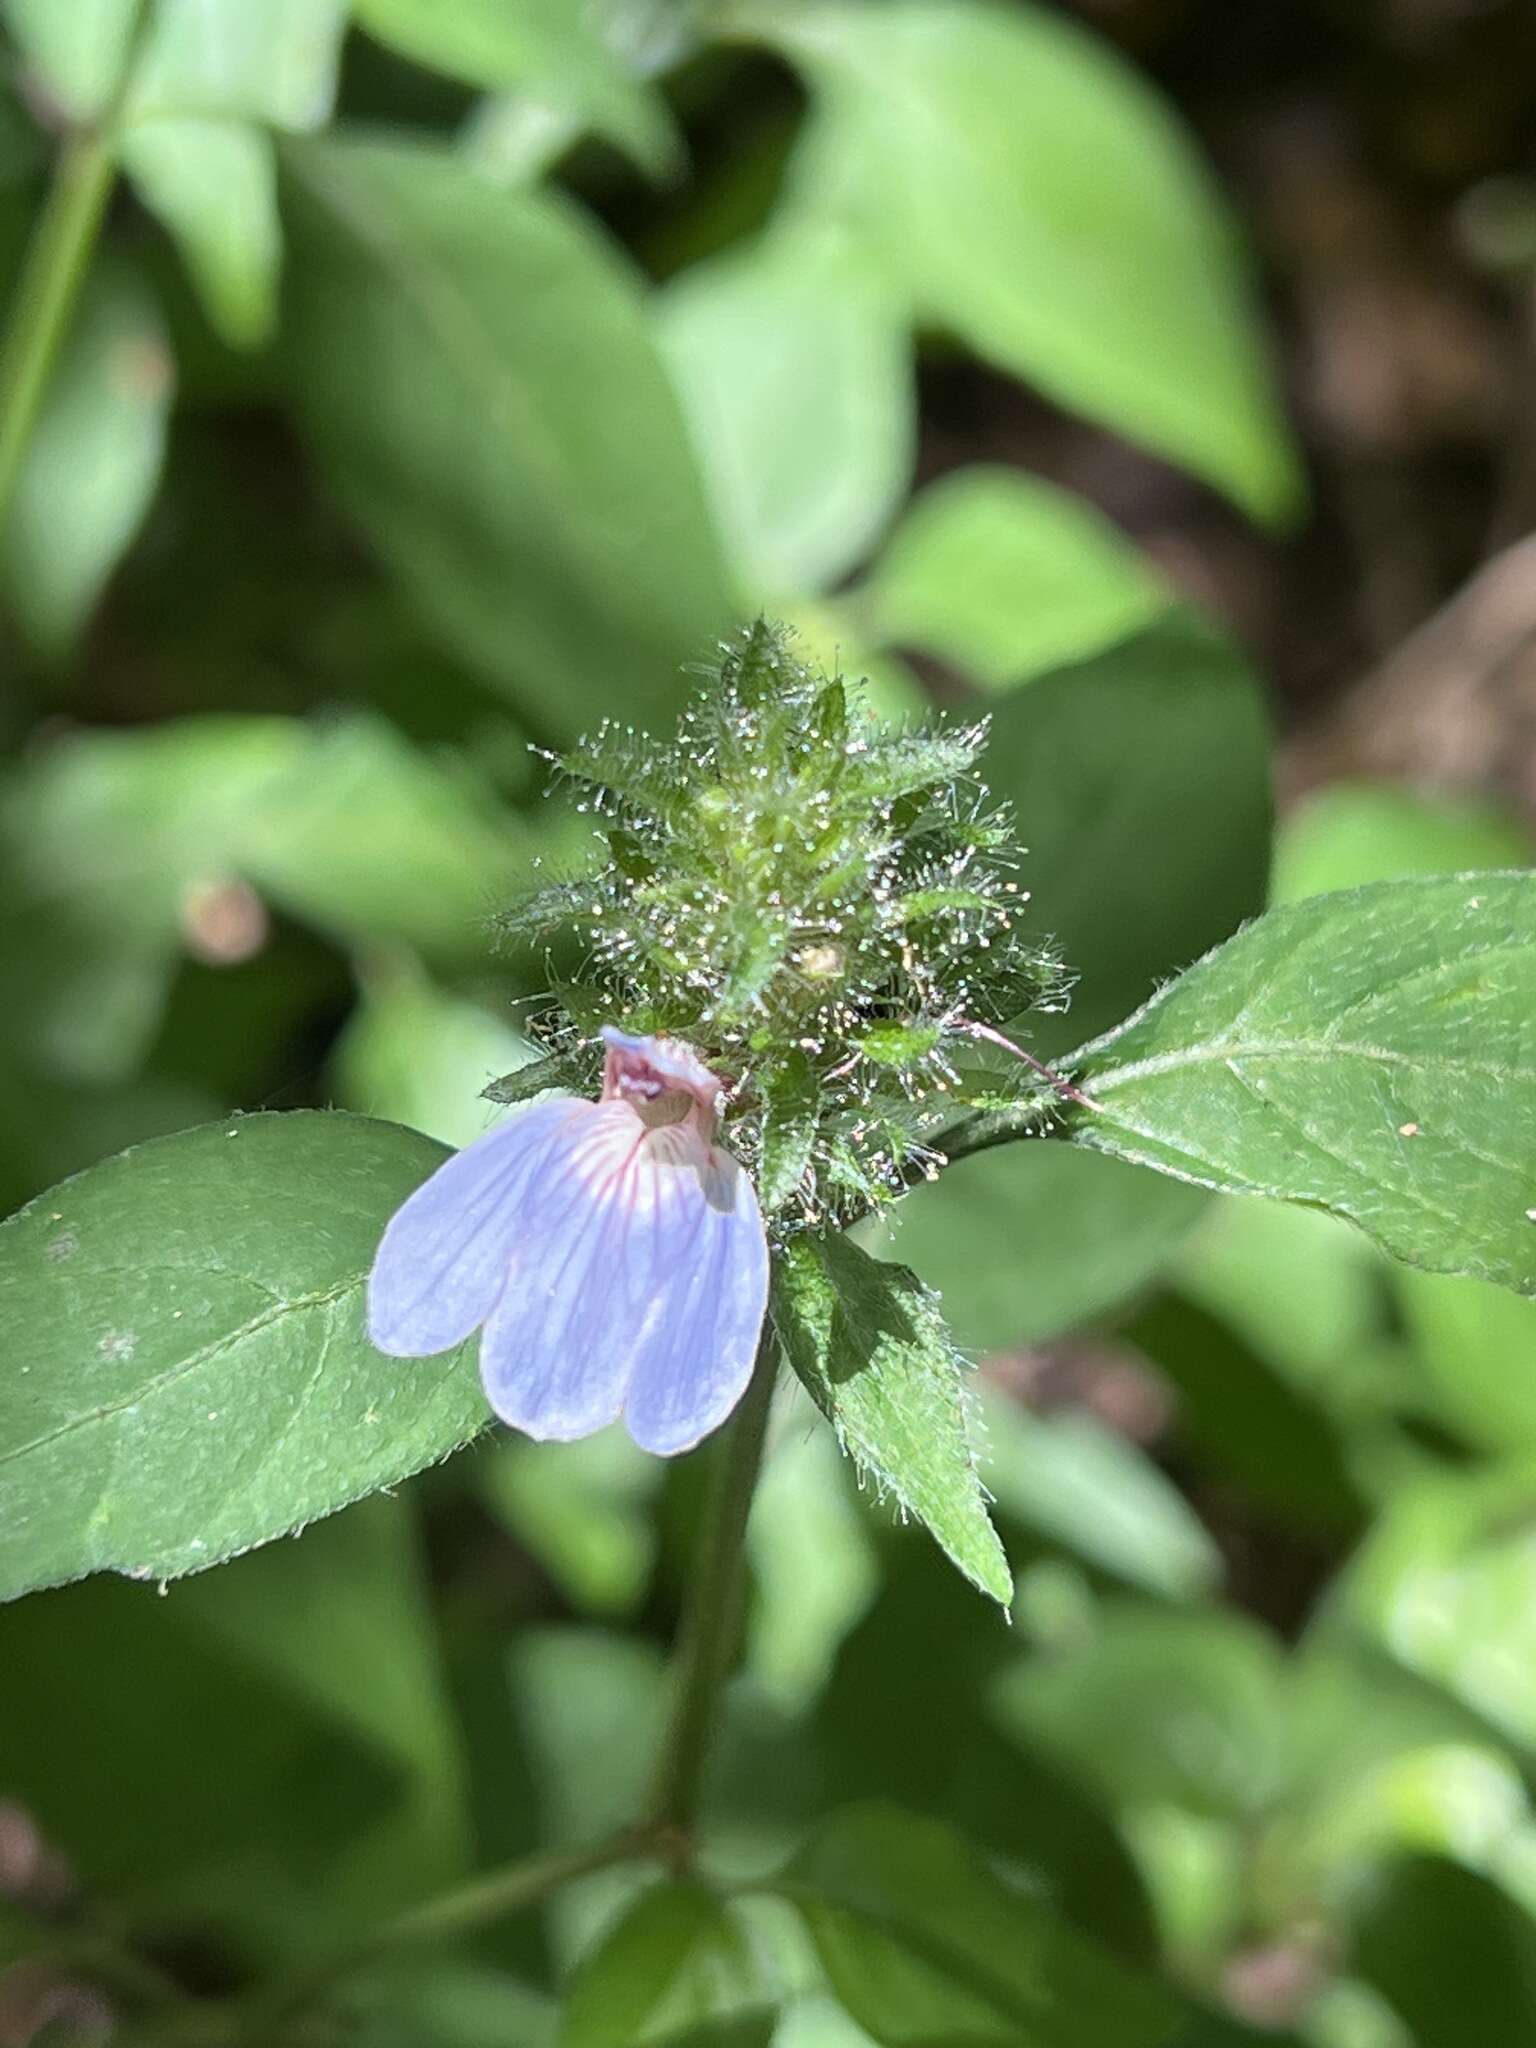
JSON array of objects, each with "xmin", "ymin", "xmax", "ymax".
[
  {"xmin": 622, "ymin": 1146, "xmax": 769, "ymax": 1456},
  {"xmin": 367, "ymin": 1100, "xmax": 586, "ymax": 1357}
]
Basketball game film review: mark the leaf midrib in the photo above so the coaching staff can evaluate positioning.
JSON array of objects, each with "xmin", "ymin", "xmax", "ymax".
[
  {"xmin": 1088, "ymin": 1038, "xmax": 1536, "ymax": 1096},
  {"xmin": 0, "ymin": 1272, "xmax": 360, "ymax": 1469},
  {"xmin": 282, "ymin": 141, "xmax": 580, "ymax": 500}
]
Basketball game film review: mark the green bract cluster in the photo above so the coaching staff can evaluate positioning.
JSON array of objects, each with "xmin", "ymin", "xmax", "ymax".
[{"xmin": 492, "ymin": 622, "xmax": 1067, "ymax": 1228}]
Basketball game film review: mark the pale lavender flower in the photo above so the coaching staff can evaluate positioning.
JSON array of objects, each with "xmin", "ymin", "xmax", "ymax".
[{"xmin": 367, "ymin": 1028, "xmax": 769, "ymax": 1455}]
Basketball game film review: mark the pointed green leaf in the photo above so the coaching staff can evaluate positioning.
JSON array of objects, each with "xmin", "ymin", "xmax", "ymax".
[
  {"xmin": 127, "ymin": 0, "xmax": 348, "ymax": 130},
  {"xmin": 859, "ymin": 466, "xmax": 1170, "ymax": 691},
  {"xmin": 757, "ymin": 0, "xmax": 1301, "ymax": 523},
  {"xmin": 279, "ymin": 133, "xmax": 738, "ymax": 733},
  {"xmin": 984, "ymin": 609, "xmax": 1272, "ymax": 1058},
  {"xmin": 380, "ymin": 0, "xmax": 685, "ymax": 182},
  {"xmin": 0, "ymin": 257, "xmax": 172, "ymax": 657},
  {"xmin": 656, "ymin": 226, "xmax": 913, "ymax": 598},
  {"xmin": 772, "ymin": 1233, "xmax": 1011, "ymax": 1605},
  {"xmin": 1071, "ymin": 873, "xmax": 1536, "ymax": 1294},
  {"xmin": 561, "ymin": 1882, "xmax": 777, "ymax": 2048},
  {"xmin": 121, "ymin": 118, "xmax": 281, "ymax": 348},
  {"xmin": 0, "ymin": 1112, "xmax": 488, "ymax": 1603},
  {"xmin": 839, "ymin": 723, "xmax": 984, "ymax": 805},
  {"xmin": 776, "ymin": 1803, "xmax": 1179, "ymax": 2048},
  {"xmin": 1, "ymin": 0, "xmax": 140, "ymax": 120}
]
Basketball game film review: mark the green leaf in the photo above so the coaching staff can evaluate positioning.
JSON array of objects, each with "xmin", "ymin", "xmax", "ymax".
[
  {"xmin": 870, "ymin": 1143, "xmax": 1208, "ymax": 1353},
  {"xmin": 0, "ymin": 0, "xmax": 140, "ymax": 119},
  {"xmin": 779, "ymin": 601, "xmax": 927, "ymax": 725},
  {"xmin": 118, "ymin": 0, "xmax": 345, "ymax": 353},
  {"xmin": 1353, "ymin": 1858, "xmax": 1536, "ymax": 2048},
  {"xmin": 355, "ymin": 0, "xmax": 544, "ymax": 80},
  {"xmin": 393, "ymin": 0, "xmax": 686, "ymax": 182},
  {"xmin": 121, "ymin": 118, "xmax": 280, "ymax": 348},
  {"xmin": 656, "ymin": 225, "xmax": 913, "ymax": 598},
  {"xmin": 981, "ymin": 1394, "xmax": 1222, "ymax": 1600},
  {"xmin": 1273, "ymin": 782, "xmax": 1531, "ymax": 907},
  {"xmin": 334, "ymin": 971, "xmax": 539, "ymax": 1151},
  {"xmin": 484, "ymin": 1051, "xmax": 579, "ymax": 1107},
  {"xmin": 0, "ymin": 1571, "xmax": 398, "ymax": 1916},
  {"xmin": 1396, "ymin": 1267, "xmax": 1536, "ymax": 1452},
  {"xmin": 1295, "ymin": 1740, "xmax": 1536, "ymax": 1902},
  {"xmin": 773, "ymin": 1999, "xmax": 879, "ymax": 2048},
  {"xmin": 478, "ymin": 1428, "xmax": 659, "ymax": 1617},
  {"xmin": 1265, "ymin": 781, "xmax": 1536, "ymax": 1453},
  {"xmin": 1282, "ymin": 1644, "xmax": 1499, "ymax": 1839},
  {"xmin": 984, "ymin": 609, "xmax": 1273, "ymax": 1056},
  {"xmin": 279, "ymin": 133, "xmax": 737, "ymax": 733},
  {"xmin": 858, "ymin": 466, "xmax": 1170, "ymax": 690},
  {"xmin": 0, "ymin": 256, "xmax": 172, "ymax": 657},
  {"xmin": 338, "ymin": 1963, "xmax": 558, "ymax": 2048},
  {"xmin": 748, "ymin": 1423, "xmax": 877, "ymax": 1712},
  {"xmin": 0, "ymin": 712, "xmax": 539, "ymax": 1089},
  {"xmin": 1340, "ymin": 1461, "xmax": 1536, "ymax": 1752},
  {"xmin": 991, "ymin": 1604, "xmax": 1287, "ymax": 1818},
  {"xmin": 241, "ymin": 714, "xmax": 544, "ymax": 954},
  {"xmin": 758, "ymin": 1048, "xmax": 821, "ymax": 1213},
  {"xmin": 758, "ymin": 0, "xmax": 1300, "ymax": 523},
  {"xmin": 776, "ymin": 1802, "xmax": 1179, "ymax": 2048},
  {"xmin": 170, "ymin": 1494, "xmax": 473, "ymax": 1931},
  {"xmin": 127, "ymin": 0, "xmax": 348, "ymax": 129},
  {"xmin": 772, "ymin": 1233, "xmax": 1011, "ymax": 1605},
  {"xmin": 560, "ymin": 1882, "xmax": 777, "ymax": 2048},
  {"xmin": 0, "ymin": 1110, "xmax": 489, "ymax": 1603},
  {"xmin": 463, "ymin": 53, "xmax": 681, "ymax": 188},
  {"xmin": 1070, "ymin": 872, "xmax": 1536, "ymax": 1295},
  {"xmin": 500, "ymin": 1629, "xmax": 667, "ymax": 1961}
]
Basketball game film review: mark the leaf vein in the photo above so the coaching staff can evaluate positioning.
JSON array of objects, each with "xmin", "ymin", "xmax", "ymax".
[{"xmin": 0, "ymin": 1275, "xmax": 361, "ymax": 1471}]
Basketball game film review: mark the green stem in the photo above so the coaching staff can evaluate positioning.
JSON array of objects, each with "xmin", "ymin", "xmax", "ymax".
[
  {"xmin": 934, "ymin": 1097, "xmax": 1056, "ymax": 1166},
  {"xmin": 236, "ymin": 1827, "xmax": 649, "ymax": 2039},
  {"xmin": 0, "ymin": 124, "xmax": 118, "ymax": 530},
  {"xmin": 647, "ymin": 1331, "xmax": 778, "ymax": 1836}
]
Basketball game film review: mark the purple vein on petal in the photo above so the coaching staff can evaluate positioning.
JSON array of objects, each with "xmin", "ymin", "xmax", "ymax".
[{"xmin": 368, "ymin": 1101, "xmax": 582, "ymax": 1355}]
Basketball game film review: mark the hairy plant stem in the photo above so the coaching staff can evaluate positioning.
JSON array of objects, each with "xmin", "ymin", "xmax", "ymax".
[
  {"xmin": 934, "ymin": 1095, "xmax": 1065, "ymax": 1167},
  {"xmin": 647, "ymin": 1327, "xmax": 778, "ymax": 1838}
]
